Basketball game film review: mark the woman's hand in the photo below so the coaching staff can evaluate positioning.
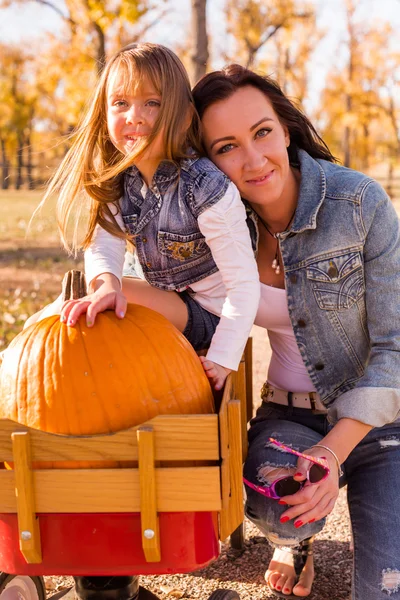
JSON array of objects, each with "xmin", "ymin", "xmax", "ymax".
[
  {"xmin": 278, "ymin": 447, "xmax": 341, "ymax": 527},
  {"xmin": 199, "ymin": 357, "xmax": 231, "ymax": 391},
  {"xmin": 61, "ymin": 274, "xmax": 127, "ymax": 327}
]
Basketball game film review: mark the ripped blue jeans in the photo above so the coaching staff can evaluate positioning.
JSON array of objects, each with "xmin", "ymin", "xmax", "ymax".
[{"xmin": 244, "ymin": 401, "xmax": 400, "ymax": 599}]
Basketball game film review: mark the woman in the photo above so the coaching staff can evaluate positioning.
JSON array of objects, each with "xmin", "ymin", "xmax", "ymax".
[
  {"xmin": 24, "ymin": 61, "xmax": 400, "ymax": 599},
  {"xmin": 189, "ymin": 65, "xmax": 400, "ymax": 599}
]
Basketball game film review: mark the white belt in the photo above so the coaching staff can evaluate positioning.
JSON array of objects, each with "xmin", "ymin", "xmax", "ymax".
[{"xmin": 261, "ymin": 382, "xmax": 328, "ymax": 413}]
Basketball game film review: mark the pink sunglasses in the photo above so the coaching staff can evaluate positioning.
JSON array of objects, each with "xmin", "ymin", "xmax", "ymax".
[{"xmin": 243, "ymin": 437, "xmax": 330, "ymax": 500}]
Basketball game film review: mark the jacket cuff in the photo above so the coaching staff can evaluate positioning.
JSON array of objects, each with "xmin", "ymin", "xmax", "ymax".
[{"xmin": 328, "ymin": 387, "xmax": 400, "ymax": 427}]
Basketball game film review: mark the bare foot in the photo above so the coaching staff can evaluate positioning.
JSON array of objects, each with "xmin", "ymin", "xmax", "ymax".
[{"xmin": 265, "ymin": 546, "xmax": 314, "ymax": 597}]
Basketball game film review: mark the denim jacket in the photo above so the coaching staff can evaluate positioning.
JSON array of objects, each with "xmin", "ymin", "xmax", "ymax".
[
  {"xmin": 263, "ymin": 149, "xmax": 400, "ymax": 427},
  {"xmin": 120, "ymin": 156, "xmax": 231, "ymax": 291}
]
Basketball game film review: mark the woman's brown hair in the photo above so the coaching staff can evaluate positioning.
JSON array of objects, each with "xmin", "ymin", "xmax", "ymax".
[{"xmin": 192, "ymin": 64, "xmax": 336, "ymax": 164}]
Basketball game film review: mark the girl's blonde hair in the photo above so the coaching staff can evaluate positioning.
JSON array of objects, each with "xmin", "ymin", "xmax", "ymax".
[{"xmin": 41, "ymin": 43, "xmax": 202, "ymax": 253}]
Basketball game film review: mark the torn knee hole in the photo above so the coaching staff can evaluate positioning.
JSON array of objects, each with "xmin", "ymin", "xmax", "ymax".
[
  {"xmin": 257, "ymin": 463, "xmax": 296, "ymax": 485},
  {"xmin": 381, "ymin": 569, "xmax": 400, "ymax": 595}
]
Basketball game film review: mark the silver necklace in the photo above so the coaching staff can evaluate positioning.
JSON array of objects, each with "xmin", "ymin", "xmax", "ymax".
[{"xmin": 257, "ymin": 209, "xmax": 296, "ymax": 275}]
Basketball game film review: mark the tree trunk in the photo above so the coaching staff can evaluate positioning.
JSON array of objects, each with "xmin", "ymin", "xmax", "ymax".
[
  {"xmin": 16, "ymin": 134, "xmax": 24, "ymax": 190},
  {"xmin": 93, "ymin": 20, "xmax": 106, "ymax": 74},
  {"xmin": 26, "ymin": 131, "xmax": 35, "ymax": 190},
  {"xmin": 0, "ymin": 138, "xmax": 10, "ymax": 190},
  {"xmin": 191, "ymin": 0, "xmax": 208, "ymax": 84}
]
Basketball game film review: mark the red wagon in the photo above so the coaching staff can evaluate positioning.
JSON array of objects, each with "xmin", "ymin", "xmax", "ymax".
[{"xmin": 0, "ymin": 341, "xmax": 252, "ymax": 600}]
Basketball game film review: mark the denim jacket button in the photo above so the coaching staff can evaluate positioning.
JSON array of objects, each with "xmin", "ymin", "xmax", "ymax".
[
  {"xmin": 146, "ymin": 262, "xmax": 152, "ymax": 268},
  {"xmin": 315, "ymin": 362, "xmax": 325, "ymax": 370},
  {"xmin": 297, "ymin": 319, "xmax": 307, "ymax": 328},
  {"xmin": 328, "ymin": 263, "xmax": 339, "ymax": 279},
  {"xmin": 290, "ymin": 274, "xmax": 298, "ymax": 284},
  {"xmin": 142, "ymin": 237, "xmax": 147, "ymax": 243}
]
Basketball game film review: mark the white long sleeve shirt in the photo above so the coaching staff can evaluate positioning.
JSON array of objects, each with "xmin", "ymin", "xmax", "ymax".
[{"xmin": 85, "ymin": 182, "xmax": 260, "ymax": 370}]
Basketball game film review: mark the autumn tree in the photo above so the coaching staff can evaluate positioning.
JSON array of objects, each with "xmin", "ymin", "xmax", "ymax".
[
  {"xmin": 319, "ymin": 6, "xmax": 399, "ymax": 173},
  {"xmin": 0, "ymin": 0, "xmax": 166, "ymax": 187},
  {"xmin": 0, "ymin": 44, "xmax": 39, "ymax": 189},
  {"xmin": 224, "ymin": 0, "xmax": 314, "ymax": 68},
  {"xmin": 191, "ymin": 0, "xmax": 208, "ymax": 84}
]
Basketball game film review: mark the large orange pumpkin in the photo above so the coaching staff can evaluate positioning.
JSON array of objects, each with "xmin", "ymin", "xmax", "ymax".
[{"xmin": 0, "ymin": 304, "xmax": 214, "ymax": 468}]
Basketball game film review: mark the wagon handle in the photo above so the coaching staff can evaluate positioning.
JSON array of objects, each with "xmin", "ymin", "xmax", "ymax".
[{"xmin": 61, "ymin": 269, "xmax": 87, "ymax": 301}]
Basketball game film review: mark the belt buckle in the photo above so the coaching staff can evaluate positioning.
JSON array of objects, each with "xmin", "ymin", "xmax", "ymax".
[
  {"xmin": 261, "ymin": 382, "xmax": 274, "ymax": 400},
  {"xmin": 309, "ymin": 392, "xmax": 317, "ymax": 411}
]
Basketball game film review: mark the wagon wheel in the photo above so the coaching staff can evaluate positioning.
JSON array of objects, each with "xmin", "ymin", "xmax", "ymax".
[
  {"xmin": 0, "ymin": 573, "xmax": 46, "ymax": 600},
  {"xmin": 207, "ymin": 590, "xmax": 240, "ymax": 600}
]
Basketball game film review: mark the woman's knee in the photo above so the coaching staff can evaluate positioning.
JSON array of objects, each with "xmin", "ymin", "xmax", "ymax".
[{"xmin": 244, "ymin": 420, "xmax": 326, "ymax": 545}]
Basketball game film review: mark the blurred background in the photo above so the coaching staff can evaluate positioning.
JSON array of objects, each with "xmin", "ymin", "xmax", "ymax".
[
  {"xmin": 1, "ymin": 0, "xmax": 400, "ymax": 351},
  {"xmin": 2, "ymin": 0, "xmax": 400, "ymax": 188}
]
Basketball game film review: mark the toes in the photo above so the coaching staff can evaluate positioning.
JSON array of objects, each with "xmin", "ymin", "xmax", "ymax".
[
  {"xmin": 292, "ymin": 581, "xmax": 312, "ymax": 597},
  {"xmin": 281, "ymin": 576, "xmax": 296, "ymax": 595}
]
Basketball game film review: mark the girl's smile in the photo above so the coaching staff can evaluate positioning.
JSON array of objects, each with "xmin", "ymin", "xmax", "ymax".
[{"xmin": 106, "ymin": 73, "xmax": 164, "ymax": 183}]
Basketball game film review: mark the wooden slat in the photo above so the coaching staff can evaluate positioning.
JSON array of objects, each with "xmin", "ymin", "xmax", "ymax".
[
  {"xmin": 0, "ymin": 467, "xmax": 221, "ymax": 513},
  {"xmin": 137, "ymin": 427, "xmax": 160, "ymax": 562},
  {"xmin": 232, "ymin": 360, "xmax": 248, "ymax": 463},
  {"xmin": 218, "ymin": 375, "xmax": 232, "ymax": 518},
  {"xmin": 244, "ymin": 337, "xmax": 254, "ymax": 423},
  {"xmin": 0, "ymin": 415, "xmax": 219, "ymax": 463},
  {"xmin": 11, "ymin": 432, "xmax": 42, "ymax": 564},
  {"xmin": 227, "ymin": 400, "xmax": 244, "ymax": 529}
]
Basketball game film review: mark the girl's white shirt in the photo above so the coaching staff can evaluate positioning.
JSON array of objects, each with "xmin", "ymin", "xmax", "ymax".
[
  {"xmin": 255, "ymin": 283, "xmax": 316, "ymax": 392},
  {"xmin": 84, "ymin": 182, "xmax": 260, "ymax": 371}
]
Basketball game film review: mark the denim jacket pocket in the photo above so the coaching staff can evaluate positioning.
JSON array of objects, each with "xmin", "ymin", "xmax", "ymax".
[
  {"xmin": 306, "ymin": 251, "xmax": 364, "ymax": 310},
  {"xmin": 158, "ymin": 231, "xmax": 210, "ymax": 263},
  {"xmin": 121, "ymin": 214, "xmax": 138, "ymax": 236}
]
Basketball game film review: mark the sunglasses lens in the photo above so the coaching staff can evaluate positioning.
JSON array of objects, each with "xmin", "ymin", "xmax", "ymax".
[
  {"xmin": 309, "ymin": 463, "xmax": 327, "ymax": 483},
  {"xmin": 275, "ymin": 477, "xmax": 302, "ymax": 497}
]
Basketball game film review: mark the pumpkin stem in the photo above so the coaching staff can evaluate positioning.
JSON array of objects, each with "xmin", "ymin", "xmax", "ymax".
[{"xmin": 62, "ymin": 270, "xmax": 87, "ymax": 301}]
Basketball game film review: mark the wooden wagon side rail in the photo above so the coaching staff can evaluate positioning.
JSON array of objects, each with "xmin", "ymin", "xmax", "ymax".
[
  {"xmin": 0, "ymin": 414, "xmax": 220, "ymax": 463},
  {"xmin": 0, "ymin": 414, "xmax": 222, "ymax": 565}
]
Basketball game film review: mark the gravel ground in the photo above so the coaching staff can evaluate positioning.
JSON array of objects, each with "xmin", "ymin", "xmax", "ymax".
[{"xmin": 45, "ymin": 326, "xmax": 353, "ymax": 600}]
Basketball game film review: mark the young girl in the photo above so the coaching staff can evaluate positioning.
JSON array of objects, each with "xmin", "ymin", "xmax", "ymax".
[{"xmin": 28, "ymin": 43, "xmax": 260, "ymax": 390}]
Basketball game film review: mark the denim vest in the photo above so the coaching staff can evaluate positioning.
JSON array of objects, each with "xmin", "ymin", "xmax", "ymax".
[
  {"xmin": 120, "ymin": 157, "xmax": 235, "ymax": 291},
  {"xmin": 262, "ymin": 149, "xmax": 400, "ymax": 427}
]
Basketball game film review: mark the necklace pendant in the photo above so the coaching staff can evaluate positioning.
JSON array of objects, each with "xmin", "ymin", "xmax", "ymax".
[
  {"xmin": 275, "ymin": 265, "xmax": 281, "ymax": 275},
  {"xmin": 272, "ymin": 258, "xmax": 278, "ymax": 270}
]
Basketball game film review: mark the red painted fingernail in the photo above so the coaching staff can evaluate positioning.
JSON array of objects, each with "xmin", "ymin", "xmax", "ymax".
[
  {"xmin": 280, "ymin": 516, "xmax": 290, "ymax": 523},
  {"xmin": 294, "ymin": 472, "xmax": 303, "ymax": 477},
  {"xmin": 294, "ymin": 520, "xmax": 303, "ymax": 528},
  {"xmin": 276, "ymin": 586, "xmax": 281, "ymax": 591},
  {"xmin": 308, "ymin": 518, "xmax": 316, "ymax": 523},
  {"xmin": 278, "ymin": 500, "xmax": 287, "ymax": 505}
]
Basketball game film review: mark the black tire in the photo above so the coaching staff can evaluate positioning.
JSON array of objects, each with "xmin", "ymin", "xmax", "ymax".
[
  {"xmin": 0, "ymin": 574, "xmax": 46, "ymax": 599},
  {"xmin": 207, "ymin": 590, "xmax": 240, "ymax": 600}
]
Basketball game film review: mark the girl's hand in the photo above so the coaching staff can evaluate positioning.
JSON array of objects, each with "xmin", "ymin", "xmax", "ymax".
[
  {"xmin": 278, "ymin": 447, "xmax": 341, "ymax": 527},
  {"xmin": 199, "ymin": 357, "xmax": 231, "ymax": 391},
  {"xmin": 60, "ymin": 287, "xmax": 127, "ymax": 327}
]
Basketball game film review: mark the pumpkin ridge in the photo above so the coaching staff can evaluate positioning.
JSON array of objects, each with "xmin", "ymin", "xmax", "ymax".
[
  {"xmin": 112, "ymin": 307, "xmax": 162, "ymax": 423},
  {"xmin": 127, "ymin": 309, "xmax": 179, "ymax": 414},
  {"xmin": 130, "ymin": 307, "xmax": 203, "ymax": 415},
  {"xmin": 79, "ymin": 318, "xmax": 115, "ymax": 434}
]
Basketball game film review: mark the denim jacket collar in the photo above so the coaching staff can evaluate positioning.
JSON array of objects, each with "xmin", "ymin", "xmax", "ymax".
[
  {"xmin": 290, "ymin": 149, "xmax": 327, "ymax": 234},
  {"xmin": 125, "ymin": 160, "xmax": 179, "ymax": 196},
  {"xmin": 124, "ymin": 153, "xmax": 203, "ymax": 195}
]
